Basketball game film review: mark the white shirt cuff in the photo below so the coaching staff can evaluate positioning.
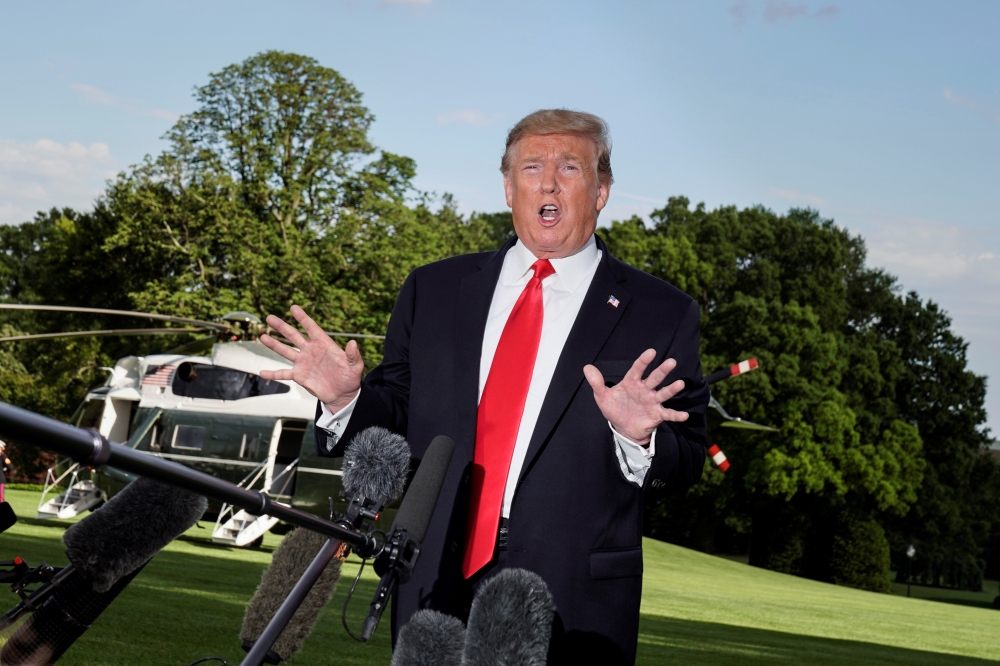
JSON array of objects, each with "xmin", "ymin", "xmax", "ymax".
[
  {"xmin": 608, "ymin": 422, "xmax": 655, "ymax": 487},
  {"xmin": 316, "ymin": 390, "xmax": 360, "ymax": 453}
]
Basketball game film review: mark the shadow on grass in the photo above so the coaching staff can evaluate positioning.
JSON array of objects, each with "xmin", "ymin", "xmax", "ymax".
[
  {"xmin": 637, "ymin": 615, "xmax": 999, "ymax": 666},
  {"xmin": 2, "ymin": 532, "xmax": 393, "ymax": 666}
]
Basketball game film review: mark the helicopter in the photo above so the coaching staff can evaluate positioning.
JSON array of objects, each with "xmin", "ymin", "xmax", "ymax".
[
  {"xmin": 0, "ymin": 303, "xmax": 384, "ymax": 547},
  {"xmin": 0, "ymin": 303, "xmax": 776, "ymax": 546}
]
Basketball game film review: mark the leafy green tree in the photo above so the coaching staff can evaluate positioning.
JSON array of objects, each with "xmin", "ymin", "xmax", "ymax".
[{"xmin": 610, "ymin": 197, "xmax": 981, "ymax": 591}]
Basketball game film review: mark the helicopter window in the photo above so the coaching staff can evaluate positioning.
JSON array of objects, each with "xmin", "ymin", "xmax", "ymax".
[
  {"xmin": 78, "ymin": 399, "xmax": 106, "ymax": 429},
  {"xmin": 171, "ymin": 362, "xmax": 290, "ymax": 401},
  {"xmin": 239, "ymin": 433, "xmax": 261, "ymax": 460},
  {"xmin": 172, "ymin": 425, "xmax": 206, "ymax": 451}
]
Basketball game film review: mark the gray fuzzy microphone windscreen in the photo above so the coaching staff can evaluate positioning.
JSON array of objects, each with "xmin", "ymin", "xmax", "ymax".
[
  {"xmin": 341, "ymin": 426, "xmax": 411, "ymax": 506},
  {"xmin": 461, "ymin": 568, "xmax": 556, "ymax": 666},
  {"xmin": 391, "ymin": 609, "xmax": 465, "ymax": 666},
  {"xmin": 62, "ymin": 477, "xmax": 207, "ymax": 593},
  {"xmin": 240, "ymin": 527, "xmax": 342, "ymax": 662}
]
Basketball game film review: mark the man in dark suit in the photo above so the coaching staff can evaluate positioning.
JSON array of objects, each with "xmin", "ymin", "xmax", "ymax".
[{"xmin": 260, "ymin": 109, "xmax": 708, "ymax": 664}]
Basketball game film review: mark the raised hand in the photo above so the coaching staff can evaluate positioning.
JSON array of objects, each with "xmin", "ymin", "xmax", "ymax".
[
  {"xmin": 583, "ymin": 349, "xmax": 689, "ymax": 445},
  {"xmin": 258, "ymin": 305, "xmax": 364, "ymax": 412}
]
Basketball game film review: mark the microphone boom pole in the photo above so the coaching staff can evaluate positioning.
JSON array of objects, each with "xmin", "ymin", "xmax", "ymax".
[
  {"xmin": 0, "ymin": 401, "xmax": 378, "ymax": 554},
  {"xmin": 240, "ymin": 538, "xmax": 340, "ymax": 666}
]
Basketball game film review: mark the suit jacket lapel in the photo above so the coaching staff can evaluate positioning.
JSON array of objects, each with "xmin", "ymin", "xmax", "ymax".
[
  {"xmin": 516, "ymin": 238, "xmax": 630, "ymax": 487},
  {"xmin": 452, "ymin": 237, "xmax": 515, "ymax": 459}
]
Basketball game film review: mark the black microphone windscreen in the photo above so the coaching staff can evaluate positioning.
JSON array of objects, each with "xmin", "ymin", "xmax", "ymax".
[
  {"xmin": 392, "ymin": 436, "xmax": 454, "ymax": 543},
  {"xmin": 390, "ymin": 609, "xmax": 465, "ymax": 666},
  {"xmin": 62, "ymin": 477, "xmax": 207, "ymax": 593},
  {"xmin": 0, "ymin": 501, "xmax": 16, "ymax": 533},
  {"xmin": 240, "ymin": 528, "xmax": 342, "ymax": 662},
  {"xmin": 462, "ymin": 568, "xmax": 555, "ymax": 666},
  {"xmin": 342, "ymin": 426, "xmax": 411, "ymax": 506},
  {"xmin": 0, "ymin": 565, "xmax": 144, "ymax": 665}
]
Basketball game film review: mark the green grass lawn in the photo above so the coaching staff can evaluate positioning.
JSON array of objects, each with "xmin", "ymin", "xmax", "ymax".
[{"xmin": 2, "ymin": 488, "xmax": 1000, "ymax": 665}]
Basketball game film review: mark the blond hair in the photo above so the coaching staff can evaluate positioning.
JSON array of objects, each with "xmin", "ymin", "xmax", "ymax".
[{"xmin": 500, "ymin": 109, "xmax": 613, "ymax": 185}]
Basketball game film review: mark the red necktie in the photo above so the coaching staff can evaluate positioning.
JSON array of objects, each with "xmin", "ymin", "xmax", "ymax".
[{"xmin": 462, "ymin": 258, "xmax": 555, "ymax": 578}]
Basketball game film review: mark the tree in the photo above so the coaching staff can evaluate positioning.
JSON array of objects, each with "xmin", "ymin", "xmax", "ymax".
[{"xmin": 609, "ymin": 198, "xmax": 980, "ymax": 591}]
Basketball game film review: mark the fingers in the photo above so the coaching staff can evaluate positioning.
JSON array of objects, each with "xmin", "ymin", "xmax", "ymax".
[
  {"xmin": 259, "ymin": 368, "xmax": 295, "ymax": 381},
  {"xmin": 259, "ymin": 334, "xmax": 299, "ymax": 362},
  {"xmin": 291, "ymin": 304, "xmax": 329, "ymax": 342},
  {"xmin": 660, "ymin": 408, "xmax": 690, "ymax": 423},
  {"xmin": 266, "ymin": 314, "xmax": 308, "ymax": 348},
  {"xmin": 625, "ymin": 348, "xmax": 657, "ymax": 383},
  {"xmin": 344, "ymin": 339, "xmax": 362, "ymax": 368},
  {"xmin": 654, "ymin": 379, "xmax": 686, "ymax": 403},
  {"xmin": 583, "ymin": 364, "xmax": 607, "ymax": 400},
  {"xmin": 645, "ymin": 357, "xmax": 678, "ymax": 390}
]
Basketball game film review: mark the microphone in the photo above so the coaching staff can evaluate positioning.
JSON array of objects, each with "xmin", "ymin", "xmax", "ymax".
[
  {"xmin": 342, "ymin": 426, "xmax": 411, "ymax": 507},
  {"xmin": 0, "ymin": 478, "xmax": 206, "ymax": 665},
  {"xmin": 0, "ymin": 501, "xmax": 16, "ymax": 534},
  {"xmin": 461, "ymin": 568, "xmax": 556, "ymax": 666},
  {"xmin": 240, "ymin": 426, "xmax": 412, "ymax": 662},
  {"xmin": 390, "ymin": 609, "xmax": 465, "ymax": 666},
  {"xmin": 239, "ymin": 528, "xmax": 342, "ymax": 663},
  {"xmin": 361, "ymin": 435, "xmax": 455, "ymax": 641}
]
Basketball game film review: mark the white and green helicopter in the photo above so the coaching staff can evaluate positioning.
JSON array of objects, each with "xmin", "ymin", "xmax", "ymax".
[{"xmin": 0, "ymin": 304, "xmax": 383, "ymax": 547}]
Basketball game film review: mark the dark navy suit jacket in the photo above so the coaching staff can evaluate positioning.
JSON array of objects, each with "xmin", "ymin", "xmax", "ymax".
[{"xmin": 318, "ymin": 234, "xmax": 708, "ymax": 664}]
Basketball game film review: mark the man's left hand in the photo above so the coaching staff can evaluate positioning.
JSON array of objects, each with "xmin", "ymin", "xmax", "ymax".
[{"xmin": 583, "ymin": 349, "xmax": 689, "ymax": 445}]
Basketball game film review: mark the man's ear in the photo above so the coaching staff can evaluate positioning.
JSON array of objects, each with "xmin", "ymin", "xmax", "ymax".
[
  {"xmin": 596, "ymin": 180, "xmax": 611, "ymax": 212},
  {"xmin": 503, "ymin": 171, "xmax": 514, "ymax": 209}
]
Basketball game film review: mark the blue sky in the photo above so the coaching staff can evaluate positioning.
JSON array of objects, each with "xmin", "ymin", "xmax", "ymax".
[{"xmin": 1, "ymin": 0, "xmax": 998, "ymax": 434}]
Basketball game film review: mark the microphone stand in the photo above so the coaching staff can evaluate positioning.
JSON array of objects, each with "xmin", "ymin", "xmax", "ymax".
[
  {"xmin": 0, "ymin": 402, "xmax": 380, "ymax": 556},
  {"xmin": 240, "ymin": 538, "xmax": 340, "ymax": 666}
]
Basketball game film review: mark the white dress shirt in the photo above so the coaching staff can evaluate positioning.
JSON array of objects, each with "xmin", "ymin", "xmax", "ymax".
[{"xmin": 317, "ymin": 235, "xmax": 655, "ymax": 517}]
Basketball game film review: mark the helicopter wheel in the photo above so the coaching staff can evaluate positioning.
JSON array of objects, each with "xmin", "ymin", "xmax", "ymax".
[{"xmin": 245, "ymin": 535, "xmax": 264, "ymax": 549}]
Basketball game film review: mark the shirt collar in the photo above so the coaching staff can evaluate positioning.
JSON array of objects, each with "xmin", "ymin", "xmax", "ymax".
[{"xmin": 501, "ymin": 234, "xmax": 600, "ymax": 293}]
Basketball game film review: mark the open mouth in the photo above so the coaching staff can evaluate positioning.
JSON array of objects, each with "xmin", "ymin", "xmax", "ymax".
[{"xmin": 540, "ymin": 204, "xmax": 559, "ymax": 221}]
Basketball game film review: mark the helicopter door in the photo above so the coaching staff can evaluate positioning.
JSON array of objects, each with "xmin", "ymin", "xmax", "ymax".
[
  {"xmin": 106, "ymin": 398, "xmax": 134, "ymax": 444},
  {"xmin": 75, "ymin": 394, "xmax": 135, "ymax": 444},
  {"xmin": 265, "ymin": 420, "xmax": 305, "ymax": 497}
]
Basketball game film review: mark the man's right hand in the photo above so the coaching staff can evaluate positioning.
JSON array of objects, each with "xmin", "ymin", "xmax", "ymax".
[{"xmin": 258, "ymin": 304, "xmax": 364, "ymax": 413}]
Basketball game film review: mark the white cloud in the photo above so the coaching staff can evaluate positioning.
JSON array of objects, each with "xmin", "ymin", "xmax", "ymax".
[
  {"xmin": 730, "ymin": 0, "xmax": 754, "ymax": 25},
  {"xmin": 771, "ymin": 187, "xmax": 829, "ymax": 207},
  {"xmin": 0, "ymin": 139, "xmax": 117, "ymax": 225},
  {"xmin": 437, "ymin": 109, "xmax": 501, "ymax": 128},
  {"xmin": 857, "ymin": 213, "xmax": 1000, "ymax": 435},
  {"xmin": 943, "ymin": 87, "xmax": 1000, "ymax": 127},
  {"xmin": 71, "ymin": 83, "xmax": 178, "ymax": 122},
  {"xmin": 732, "ymin": 1, "xmax": 840, "ymax": 25}
]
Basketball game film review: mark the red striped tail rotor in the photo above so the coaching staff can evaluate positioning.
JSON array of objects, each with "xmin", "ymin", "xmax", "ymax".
[
  {"xmin": 707, "ymin": 444, "xmax": 730, "ymax": 472},
  {"xmin": 706, "ymin": 357, "xmax": 760, "ymax": 385}
]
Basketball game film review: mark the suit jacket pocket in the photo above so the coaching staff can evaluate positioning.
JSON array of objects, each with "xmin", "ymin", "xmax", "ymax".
[
  {"xmin": 594, "ymin": 360, "xmax": 634, "ymax": 386},
  {"xmin": 590, "ymin": 547, "xmax": 644, "ymax": 580}
]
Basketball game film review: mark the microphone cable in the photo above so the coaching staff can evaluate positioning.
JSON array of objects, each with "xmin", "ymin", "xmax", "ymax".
[{"xmin": 340, "ymin": 537, "xmax": 381, "ymax": 642}]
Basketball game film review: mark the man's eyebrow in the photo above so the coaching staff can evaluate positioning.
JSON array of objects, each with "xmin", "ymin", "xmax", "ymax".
[{"xmin": 519, "ymin": 152, "xmax": 586, "ymax": 163}]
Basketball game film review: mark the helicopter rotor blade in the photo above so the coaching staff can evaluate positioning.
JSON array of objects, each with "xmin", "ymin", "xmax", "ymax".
[
  {"xmin": 719, "ymin": 420, "xmax": 780, "ymax": 433},
  {"xmin": 0, "ymin": 328, "xmax": 211, "ymax": 343},
  {"xmin": 324, "ymin": 331, "xmax": 385, "ymax": 340},
  {"xmin": 266, "ymin": 330, "xmax": 386, "ymax": 343},
  {"xmin": 0, "ymin": 304, "xmax": 228, "ymax": 330},
  {"xmin": 163, "ymin": 335, "xmax": 218, "ymax": 355}
]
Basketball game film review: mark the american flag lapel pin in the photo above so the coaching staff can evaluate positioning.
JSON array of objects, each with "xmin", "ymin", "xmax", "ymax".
[{"xmin": 608, "ymin": 295, "xmax": 620, "ymax": 308}]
